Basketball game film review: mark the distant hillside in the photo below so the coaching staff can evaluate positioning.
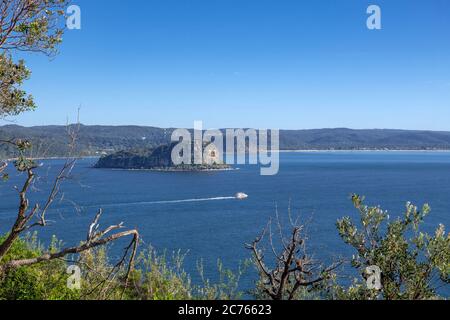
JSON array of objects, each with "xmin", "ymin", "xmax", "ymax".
[
  {"xmin": 1, "ymin": 125, "xmax": 450, "ymax": 158},
  {"xmin": 278, "ymin": 128, "xmax": 450, "ymax": 150},
  {"xmin": 0, "ymin": 125, "xmax": 173, "ymax": 158}
]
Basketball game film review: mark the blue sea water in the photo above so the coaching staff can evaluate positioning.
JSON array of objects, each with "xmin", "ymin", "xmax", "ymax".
[{"xmin": 1, "ymin": 152, "xmax": 449, "ymax": 296}]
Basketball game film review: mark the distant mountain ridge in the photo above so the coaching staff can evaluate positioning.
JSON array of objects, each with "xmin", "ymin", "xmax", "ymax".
[{"xmin": 1, "ymin": 124, "xmax": 450, "ymax": 158}]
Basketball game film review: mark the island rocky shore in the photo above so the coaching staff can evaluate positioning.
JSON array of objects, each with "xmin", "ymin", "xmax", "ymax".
[{"xmin": 94, "ymin": 143, "xmax": 231, "ymax": 171}]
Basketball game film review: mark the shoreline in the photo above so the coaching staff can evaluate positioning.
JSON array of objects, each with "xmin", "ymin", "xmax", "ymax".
[
  {"xmin": 279, "ymin": 149, "xmax": 450, "ymax": 153},
  {"xmin": 2, "ymin": 156, "xmax": 99, "ymax": 161},
  {"xmin": 3, "ymin": 150, "xmax": 450, "ymax": 161},
  {"xmin": 107, "ymin": 167, "xmax": 238, "ymax": 172}
]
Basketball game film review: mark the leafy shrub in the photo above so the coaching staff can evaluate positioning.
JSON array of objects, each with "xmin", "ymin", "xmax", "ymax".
[
  {"xmin": 0, "ymin": 234, "xmax": 79, "ymax": 300},
  {"xmin": 0, "ymin": 238, "xmax": 244, "ymax": 300},
  {"xmin": 333, "ymin": 195, "xmax": 449, "ymax": 300}
]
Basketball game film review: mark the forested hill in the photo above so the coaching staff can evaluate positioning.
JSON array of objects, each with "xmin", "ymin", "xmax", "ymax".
[{"xmin": 1, "ymin": 124, "xmax": 450, "ymax": 158}]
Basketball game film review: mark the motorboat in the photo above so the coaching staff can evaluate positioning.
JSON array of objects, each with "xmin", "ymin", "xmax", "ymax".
[{"xmin": 235, "ymin": 192, "xmax": 248, "ymax": 200}]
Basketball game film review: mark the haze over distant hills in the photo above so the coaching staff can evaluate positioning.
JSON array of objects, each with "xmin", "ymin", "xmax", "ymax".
[{"xmin": 1, "ymin": 124, "xmax": 450, "ymax": 158}]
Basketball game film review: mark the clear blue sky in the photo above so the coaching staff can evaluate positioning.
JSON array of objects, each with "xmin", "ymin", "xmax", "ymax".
[{"xmin": 5, "ymin": 0, "xmax": 450, "ymax": 130}]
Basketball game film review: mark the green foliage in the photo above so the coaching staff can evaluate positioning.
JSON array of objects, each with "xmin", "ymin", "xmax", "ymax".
[
  {"xmin": 0, "ymin": 0, "xmax": 68, "ymax": 118},
  {"xmin": 334, "ymin": 195, "xmax": 449, "ymax": 300},
  {"xmin": 0, "ymin": 237, "xmax": 245, "ymax": 300},
  {"xmin": 0, "ymin": 0, "xmax": 68, "ymax": 55},
  {"xmin": 127, "ymin": 249, "xmax": 193, "ymax": 300},
  {"xmin": 75, "ymin": 246, "xmax": 130, "ymax": 300},
  {"xmin": 126, "ymin": 249, "xmax": 246, "ymax": 300},
  {"xmin": 12, "ymin": 139, "xmax": 37, "ymax": 171},
  {"xmin": 0, "ymin": 234, "xmax": 79, "ymax": 300},
  {"xmin": 76, "ymin": 247, "xmax": 196, "ymax": 300},
  {"xmin": 196, "ymin": 259, "xmax": 248, "ymax": 300},
  {"xmin": 0, "ymin": 55, "xmax": 36, "ymax": 117}
]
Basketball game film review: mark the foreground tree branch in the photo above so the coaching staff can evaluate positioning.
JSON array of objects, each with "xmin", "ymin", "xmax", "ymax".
[
  {"xmin": 0, "ymin": 161, "xmax": 7, "ymax": 173},
  {"xmin": 0, "ymin": 167, "xmax": 35, "ymax": 259},
  {"xmin": 0, "ymin": 209, "xmax": 139, "ymax": 284},
  {"xmin": 0, "ymin": 129, "xmax": 140, "ymax": 289},
  {"xmin": 246, "ymin": 212, "xmax": 341, "ymax": 300}
]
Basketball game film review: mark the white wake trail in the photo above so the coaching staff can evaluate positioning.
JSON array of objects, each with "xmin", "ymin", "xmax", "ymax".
[{"xmin": 93, "ymin": 196, "xmax": 236, "ymax": 208}]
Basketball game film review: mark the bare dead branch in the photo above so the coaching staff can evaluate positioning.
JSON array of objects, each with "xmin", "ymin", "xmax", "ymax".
[
  {"xmin": 0, "ymin": 161, "xmax": 7, "ymax": 173},
  {"xmin": 247, "ymin": 207, "xmax": 342, "ymax": 300},
  {"xmin": 0, "ymin": 167, "xmax": 35, "ymax": 259},
  {"xmin": 0, "ymin": 223, "xmax": 139, "ymax": 281}
]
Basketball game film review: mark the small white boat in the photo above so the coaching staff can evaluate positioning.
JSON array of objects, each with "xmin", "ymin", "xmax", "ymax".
[{"xmin": 235, "ymin": 192, "xmax": 248, "ymax": 200}]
